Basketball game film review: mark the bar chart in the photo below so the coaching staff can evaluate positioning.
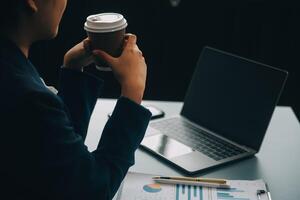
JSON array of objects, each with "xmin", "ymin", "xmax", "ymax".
[{"xmin": 176, "ymin": 184, "xmax": 204, "ymax": 200}]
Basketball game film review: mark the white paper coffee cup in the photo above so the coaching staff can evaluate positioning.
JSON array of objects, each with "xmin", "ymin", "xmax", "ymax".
[{"xmin": 84, "ymin": 13, "xmax": 128, "ymax": 71}]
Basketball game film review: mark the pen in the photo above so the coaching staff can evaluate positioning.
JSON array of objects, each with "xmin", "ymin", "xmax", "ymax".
[
  {"xmin": 152, "ymin": 176, "xmax": 230, "ymax": 188},
  {"xmin": 265, "ymin": 183, "xmax": 272, "ymax": 200},
  {"xmin": 153, "ymin": 176, "xmax": 227, "ymax": 184}
]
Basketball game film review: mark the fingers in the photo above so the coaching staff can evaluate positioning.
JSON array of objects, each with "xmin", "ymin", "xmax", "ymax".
[
  {"xmin": 125, "ymin": 33, "xmax": 137, "ymax": 45},
  {"xmin": 83, "ymin": 38, "xmax": 92, "ymax": 55},
  {"xmin": 137, "ymin": 49, "xmax": 143, "ymax": 57},
  {"xmin": 122, "ymin": 34, "xmax": 136, "ymax": 50},
  {"xmin": 92, "ymin": 33, "xmax": 142, "ymax": 68},
  {"xmin": 122, "ymin": 33, "xmax": 144, "ymax": 56},
  {"xmin": 135, "ymin": 46, "xmax": 144, "ymax": 57},
  {"xmin": 92, "ymin": 49, "xmax": 116, "ymax": 66}
]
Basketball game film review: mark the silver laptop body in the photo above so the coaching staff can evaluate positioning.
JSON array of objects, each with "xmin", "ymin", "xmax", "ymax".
[{"xmin": 141, "ymin": 47, "xmax": 288, "ymax": 174}]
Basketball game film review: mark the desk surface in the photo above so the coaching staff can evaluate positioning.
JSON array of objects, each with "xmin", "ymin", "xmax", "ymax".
[{"xmin": 86, "ymin": 99, "xmax": 300, "ymax": 200}]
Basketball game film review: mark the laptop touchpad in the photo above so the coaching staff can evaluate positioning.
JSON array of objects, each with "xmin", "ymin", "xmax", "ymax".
[{"xmin": 141, "ymin": 134, "xmax": 194, "ymax": 159}]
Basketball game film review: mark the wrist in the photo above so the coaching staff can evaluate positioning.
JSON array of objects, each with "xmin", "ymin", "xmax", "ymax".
[{"xmin": 121, "ymin": 85, "xmax": 145, "ymax": 104}]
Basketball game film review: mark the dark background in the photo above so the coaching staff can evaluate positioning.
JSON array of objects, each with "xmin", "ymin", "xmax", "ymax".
[{"xmin": 29, "ymin": 0, "xmax": 299, "ymax": 120}]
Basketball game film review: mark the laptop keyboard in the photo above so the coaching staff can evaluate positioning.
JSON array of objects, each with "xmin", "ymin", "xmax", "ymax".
[{"xmin": 150, "ymin": 118, "xmax": 247, "ymax": 161}]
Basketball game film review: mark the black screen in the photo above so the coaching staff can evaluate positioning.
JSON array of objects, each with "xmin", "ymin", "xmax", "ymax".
[{"xmin": 181, "ymin": 47, "xmax": 288, "ymax": 151}]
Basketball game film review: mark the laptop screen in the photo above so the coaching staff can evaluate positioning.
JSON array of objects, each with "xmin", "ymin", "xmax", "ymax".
[{"xmin": 181, "ymin": 47, "xmax": 288, "ymax": 151}]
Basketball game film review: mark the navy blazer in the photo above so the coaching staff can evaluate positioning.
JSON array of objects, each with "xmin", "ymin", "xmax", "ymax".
[{"xmin": 0, "ymin": 39, "xmax": 151, "ymax": 199}]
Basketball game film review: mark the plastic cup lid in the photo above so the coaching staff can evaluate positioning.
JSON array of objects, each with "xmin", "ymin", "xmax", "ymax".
[{"xmin": 84, "ymin": 13, "xmax": 127, "ymax": 33}]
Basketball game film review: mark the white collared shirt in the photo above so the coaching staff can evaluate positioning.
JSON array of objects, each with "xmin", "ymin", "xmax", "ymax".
[{"xmin": 40, "ymin": 78, "xmax": 58, "ymax": 95}]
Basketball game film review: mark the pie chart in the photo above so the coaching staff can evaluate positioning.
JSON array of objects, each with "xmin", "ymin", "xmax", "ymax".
[{"xmin": 143, "ymin": 184, "xmax": 162, "ymax": 193}]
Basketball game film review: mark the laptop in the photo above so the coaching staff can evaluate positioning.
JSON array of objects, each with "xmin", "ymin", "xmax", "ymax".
[{"xmin": 140, "ymin": 47, "xmax": 288, "ymax": 174}]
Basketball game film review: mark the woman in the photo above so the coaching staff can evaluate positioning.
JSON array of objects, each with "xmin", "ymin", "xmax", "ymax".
[{"xmin": 0, "ymin": 0, "xmax": 151, "ymax": 199}]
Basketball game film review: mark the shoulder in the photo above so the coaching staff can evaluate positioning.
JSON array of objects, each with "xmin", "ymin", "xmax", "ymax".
[
  {"xmin": 1, "ymin": 58, "xmax": 55, "ymax": 95},
  {"xmin": 0, "ymin": 60, "xmax": 63, "ymax": 112}
]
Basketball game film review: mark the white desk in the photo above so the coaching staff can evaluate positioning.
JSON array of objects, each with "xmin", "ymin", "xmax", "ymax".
[{"xmin": 86, "ymin": 99, "xmax": 300, "ymax": 200}]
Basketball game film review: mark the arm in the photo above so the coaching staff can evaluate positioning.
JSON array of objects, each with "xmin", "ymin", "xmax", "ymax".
[
  {"xmin": 43, "ymin": 33, "xmax": 149, "ymax": 199},
  {"xmin": 23, "ymin": 91, "xmax": 151, "ymax": 199},
  {"xmin": 94, "ymin": 97, "xmax": 151, "ymax": 195},
  {"xmin": 57, "ymin": 68, "xmax": 104, "ymax": 140},
  {"xmin": 60, "ymin": 34, "xmax": 148, "ymax": 140}
]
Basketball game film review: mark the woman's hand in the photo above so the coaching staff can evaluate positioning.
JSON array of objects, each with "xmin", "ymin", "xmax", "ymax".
[
  {"xmin": 63, "ymin": 38, "xmax": 93, "ymax": 71},
  {"xmin": 93, "ymin": 34, "xmax": 147, "ymax": 104}
]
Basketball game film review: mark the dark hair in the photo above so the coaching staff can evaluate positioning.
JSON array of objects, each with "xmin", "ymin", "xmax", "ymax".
[{"xmin": 0, "ymin": 1, "xmax": 26, "ymax": 29}]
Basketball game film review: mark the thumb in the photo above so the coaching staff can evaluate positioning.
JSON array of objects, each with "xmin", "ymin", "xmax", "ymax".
[{"xmin": 92, "ymin": 50, "xmax": 116, "ymax": 65}]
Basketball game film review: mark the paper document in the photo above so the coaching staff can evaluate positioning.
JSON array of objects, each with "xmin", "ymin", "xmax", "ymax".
[{"xmin": 117, "ymin": 172, "xmax": 269, "ymax": 200}]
